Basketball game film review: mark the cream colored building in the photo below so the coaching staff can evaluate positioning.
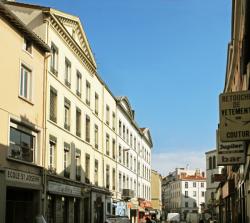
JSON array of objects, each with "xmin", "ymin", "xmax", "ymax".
[
  {"xmin": 3, "ymin": 1, "xmax": 153, "ymax": 223},
  {"xmin": 0, "ymin": 2, "xmax": 50, "ymax": 223},
  {"xmin": 151, "ymin": 170, "xmax": 162, "ymax": 217}
]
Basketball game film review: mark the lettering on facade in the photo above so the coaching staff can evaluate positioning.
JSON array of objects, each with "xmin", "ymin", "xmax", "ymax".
[
  {"xmin": 219, "ymin": 91, "xmax": 250, "ymax": 141},
  {"xmin": 6, "ymin": 169, "xmax": 41, "ymax": 185},
  {"xmin": 217, "ymin": 141, "xmax": 246, "ymax": 166},
  {"xmin": 48, "ymin": 181, "xmax": 81, "ymax": 197}
]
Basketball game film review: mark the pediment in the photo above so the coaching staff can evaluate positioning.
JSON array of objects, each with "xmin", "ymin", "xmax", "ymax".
[
  {"xmin": 51, "ymin": 10, "xmax": 96, "ymax": 67},
  {"xmin": 141, "ymin": 128, "xmax": 153, "ymax": 147},
  {"xmin": 116, "ymin": 96, "xmax": 134, "ymax": 120}
]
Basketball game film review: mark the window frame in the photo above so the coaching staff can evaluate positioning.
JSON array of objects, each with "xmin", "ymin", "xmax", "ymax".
[{"xmin": 19, "ymin": 63, "xmax": 32, "ymax": 102}]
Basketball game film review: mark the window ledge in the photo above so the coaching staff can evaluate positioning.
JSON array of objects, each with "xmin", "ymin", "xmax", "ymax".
[
  {"xmin": 7, "ymin": 157, "xmax": 40, "ymax": 167},
  {"xmin": 18, "ymin": 95, "xmax": 34, "ymax": 105}
]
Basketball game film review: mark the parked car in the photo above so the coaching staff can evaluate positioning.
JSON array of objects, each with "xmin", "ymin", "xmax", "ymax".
[{"xmin": 105, "ymin": 215, "xmax": 130, "ymax": 223}]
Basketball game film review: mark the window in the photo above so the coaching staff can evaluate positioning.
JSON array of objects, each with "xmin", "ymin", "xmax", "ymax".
[
  {"xmin": 76, "ymin": 71, "xmax": 82, "ymax": 97},
  {"xmin": 213, "ymin": 156, "xmax": 216, "ymax": 169},
  {"xmin": 9, "ymin": 124, "xmax": 35, "ymax": 163},
  {"xmin": 123, "ymin": 149, "xmax": 125, "ymax": 165},
  {"xmin": 24, "ymin": 38, "xmax": 32, "ymax": 54},
  {"xmin": 185, "ymin": 202, "xmax": 188, "ymax": 208},
  {"xmin": 193, "ymin": 191, "xmax": 196, "ymax": 197},
  {"xmin": 76, "ymin": 108, "xmax": 81, "ymax": 137},
  {"xmin": 201, "ymin": 191, "xmax": 205, "ymax": 197},
  {"xmin": 130, "ymin": 155, "xmax": 132, "ymax": 170},
  {"xmin": 130, "ymin": 134, "xmax": 132, "ymax": 146},
  {"xmin": 126, "ymin": 129, "xmax": 129, "ymax": 143},
  {"xmin": 112, "ymin": 112, "xmax": 116, "ymax": 130},
  {"xmin": 201, "ymin": 182, "xmax": 204, "ymax": 187},
  {"xmin": 119, "ymin": 120, "xmax": 122, "ymax": 136},
  {"xmin": 134, "ymin": 158, "xmax": 136, "ymax": 172},
  {"xmin": 112, "ymin": 139, "xmax": 116, "ymax": 159},
  {"xmin": 185, "ymin": 191, "xmax": 188, "ymax": 198},
  {"xmin": 193, "ymin": 182, "xmax": 196, "ymax": 187},
  {"xmin": 106, "ymin": 105, "xmax": 110, "ymax": 125},
  {"xmin": 20, "ymin": 64, "xmax": 32, "ymax": 101},
  {"xmin": 64, "ymin": 98, "xmax": 71, "ymax": 131},
  {"xmin": 64, "ymin": 142, "xmax": 70, "ymax": 178},
  {"xmin": 95, "ymin": 93, "xmax": 99, "ymax": 115},
  {"xmin": 50, "ymin": 43, "xmax": 58, "ymax": 75},
  {"xmin": 49, "ymin": 87, "xmax": 57, "ymax": 123},
  {"xmin": 119, "ymin": 172, "xmax": 122, "ymax": 192},
  {"xmin": 123, "ymin": 125, "xmax": 125, "ymax": 139},
  {"xmin": 134, "ymin": 137, "xmax": 136, "ymax": 150},
  {"xmin": 106, "ymin": 134, "xmax": 110, "ymax": 156},
  {"xmin": 94, "ymin": 159, "xmax": 98, "ymax": 186},
  {"xmin": 185, "ymin": 182, "xmax": 188, "ymax": 188},
  {"xmin": 85, "ymin": 154, "xmax": 90, "ymax": 183},
  {"xmin": 86, "ymin": 80, "xmax": 91, "ymax": 105},
  {"xmin": 75, "ymin": 150, "xmax": 81, "ymax": 181},
  {"xmin": 48, "ymin": 135, "xmax": 56, "ymax": 172},
  {"xmin": 106, "ymin": 165, "xmax": 110, "ymax": 189},
  {"xmin": 112, "ymin": 168, "xmax": 116, "ymax": 190},
  {"xmin": 65, "ymin": 58, "xmax": 71, "ymax": 88},
  {"xmin": 85, "ymin": 115, "xmax": 90, "ymax": 143},
  {"xmin": 126, "ymin": 152, "xmax": 129, "ymax": 167},
  {"xmin": 209, "ymin": 157, "xmax": 212, "ymax": 169},
  {"xmin": 193, "ymin": 202, "xmax": 197, "ymax": 208},
  {"xmin": 94, "ymin": 124, "xmax": 98, "ymax": 149},
  {"xmin": 119, "ymin": 145, "xmax": 122, "ymax": 163}
]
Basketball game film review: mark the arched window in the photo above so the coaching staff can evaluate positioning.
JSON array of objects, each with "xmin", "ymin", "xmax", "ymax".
[{"xmin": 209, "ymin": 157, "xmax": 212, "ymax": 169}]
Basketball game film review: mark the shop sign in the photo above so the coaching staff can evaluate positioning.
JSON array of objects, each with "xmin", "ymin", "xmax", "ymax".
[
  {"xmin": 217, "ymin": 141, "xmax": 246, "ymax": 165},
  {"xmin": 219, "ymin": 90, "xmax": 250, "ymax": 141},
  {"xmin": 6, "ymin": 169, "xmax": 41, "ymax": 185},
  {"xmin": 48, "ymin": 181, "xmax": 81, "ymax": 197},
  {"xmin": 213, "ymin": 174, "xmax": 227, "ymax": 182}
]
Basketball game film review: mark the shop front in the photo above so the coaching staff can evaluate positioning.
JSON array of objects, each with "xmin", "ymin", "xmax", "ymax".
[
  {"xmin": 46, "ymin": 178, "xmax": 83, "ymax": 223},
  {"xmin": 3, "ymin": 168, "xmax": 43, "ymax": 223}
]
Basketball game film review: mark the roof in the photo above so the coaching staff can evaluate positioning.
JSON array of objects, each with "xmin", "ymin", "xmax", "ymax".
[{"xmin": 0, "ymin": 1, "xmax": 50, "ymax": 52}]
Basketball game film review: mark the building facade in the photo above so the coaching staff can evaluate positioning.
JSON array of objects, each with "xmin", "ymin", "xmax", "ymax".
[
  {"xmin": 162, "ymin": 168, "xmax": 206, "ymax": 221},
  {"xmin": 0, "ymin": 2, "xmax": 50, "ymax": 223},
  {"xmin": 151, "ymin": 170, "xmax": 162, "ymax": 220},
  {"xmin": 216, "ymin": 0, "xmax": 250, "ymax": 222},
  {"xmin": 1, "ymin": 1, "xmax": 153, "ymax": 223},
  {"xmin": 204, "ymin": 149, "xmax": 223, "ymax": 220}
]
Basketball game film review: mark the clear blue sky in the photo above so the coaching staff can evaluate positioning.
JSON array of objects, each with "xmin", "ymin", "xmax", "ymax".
[{"xmin": 21, "ymin": 0, "xmax": 231, "ymax": 172}]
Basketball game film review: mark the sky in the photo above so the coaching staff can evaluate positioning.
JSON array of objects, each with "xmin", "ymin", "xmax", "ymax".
[{"xmin": 21, "ymin": 0, "xmax": 232, "ymax": 175}]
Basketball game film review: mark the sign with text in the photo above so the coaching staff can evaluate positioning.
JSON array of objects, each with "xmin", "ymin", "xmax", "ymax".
[
  {"xmin": 219, "ymin": 90, "xmax": 250, "ymax": 141},
  {"xmin": 6, "ymin": 169, "xmax": 41, "ymax": 185},
  {"xmin": 217, "ymin": 141, "xmax": 246, "ymax": 165},
  {"xmin": 48, "ymin": 181, "xmax": 81, "ymax": 197}
]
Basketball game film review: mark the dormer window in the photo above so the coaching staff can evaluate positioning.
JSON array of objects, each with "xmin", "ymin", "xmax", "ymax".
[{"xmin": 24, "ymin": 38, "xmax": 32, "ymax": 54}]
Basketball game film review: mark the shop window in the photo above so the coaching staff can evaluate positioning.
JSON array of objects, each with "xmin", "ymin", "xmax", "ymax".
[{"xmin": 9, "ymin": 122, "xmax": 36, "ymax": 163}]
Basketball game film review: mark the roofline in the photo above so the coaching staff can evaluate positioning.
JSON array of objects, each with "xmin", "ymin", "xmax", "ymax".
[
  {"xmin": 0, "ymin": 1, "xmax": 50, "ymax": 52},
  {"xmin": 205, "ymin": 149, "xmax": 216, "ymax": 155}
]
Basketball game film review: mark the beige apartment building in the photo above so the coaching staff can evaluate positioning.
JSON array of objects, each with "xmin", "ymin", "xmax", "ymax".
[
  {"xmin": 1, "ymin": 1, "xmax": 153, "ymax": 223},
  {"xmin": 0, "ymin": 2, "xmax": 50, "ymax": 223},
  {"xmin": 151, "ymin": 170, "xmax": 162, "ymax": 219}
]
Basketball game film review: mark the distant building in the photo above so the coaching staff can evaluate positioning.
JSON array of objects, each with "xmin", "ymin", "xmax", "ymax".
[
  {"xmin": 151, "ymin": 170, "xmax": 162, "ymax": 218},
  {"xmin": 205, "ymin": 149, "xmax": 223, "ymax": 219},
  {"xmin": 162, "ymin": 168, "xmax": 206, "ymax": 221}
]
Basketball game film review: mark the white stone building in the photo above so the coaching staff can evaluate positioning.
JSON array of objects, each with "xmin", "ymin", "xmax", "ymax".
[
  {"xmin": 4, "ymin": 1, "xmax": 153, "ymax": 223},
  {"xmin": 205, "ymin": 149, "xmax": 223, "ymax": 218},
  {"xmin": 162, "ymin": 168, "xmax": 206, "ymax": 221}
]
